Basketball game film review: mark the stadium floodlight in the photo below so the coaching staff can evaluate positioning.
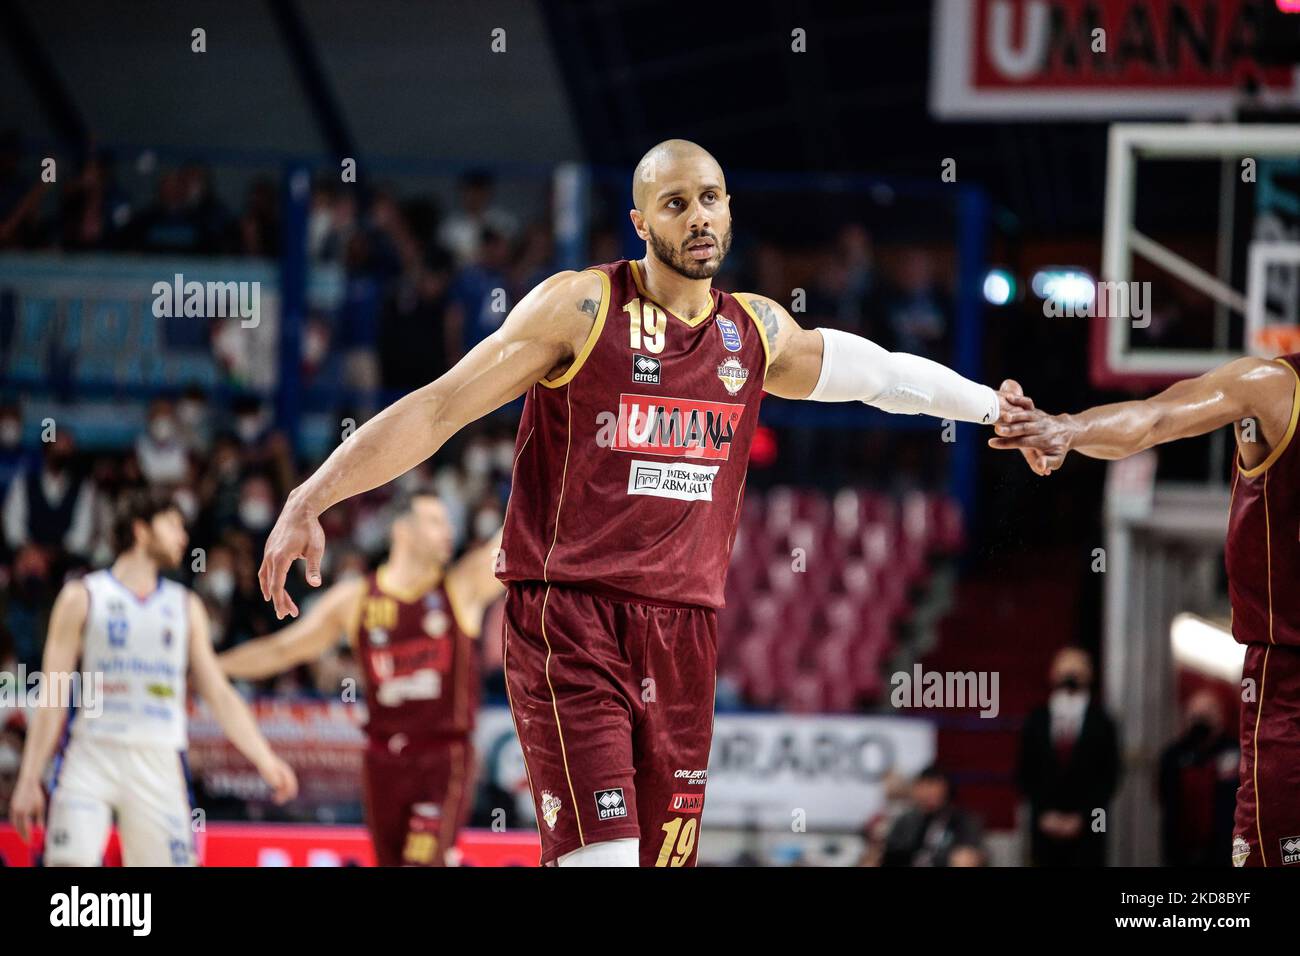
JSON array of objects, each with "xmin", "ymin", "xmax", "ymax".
[{"xmin": 982, "ymin": 269, "xmax": 1015, "ymax": 306}]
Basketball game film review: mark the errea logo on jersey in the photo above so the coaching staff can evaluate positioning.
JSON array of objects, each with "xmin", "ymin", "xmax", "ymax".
[{"xmin": 613, "ymin": 393, "xmax": 743, "ymax": 461}]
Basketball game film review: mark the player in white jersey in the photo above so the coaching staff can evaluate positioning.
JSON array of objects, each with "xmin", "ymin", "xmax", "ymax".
[{"xmin": 8, "ymin": 488, "xmax": 298, "ymax": 866}]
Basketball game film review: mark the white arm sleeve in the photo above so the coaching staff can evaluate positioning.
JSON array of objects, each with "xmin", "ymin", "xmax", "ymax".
[{"xmin": 806, "ymin": 327, "xmax": 1000, "ymax": 425}]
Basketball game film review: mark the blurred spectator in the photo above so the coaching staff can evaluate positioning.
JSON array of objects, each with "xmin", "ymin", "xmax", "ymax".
[
  {"xmin": 176, "ymin": 385, "xmax": 213, "ymax": 455},
  {"xmin": 0, "ymin": 129, "xmax": 50, "ymax": 249},
  {"xmin": 235, "ymin": 473, "xmax": 278, "ymax": 547},
  {"xmin": 228, "ymin": 396, "xmax": 296, "ymax": 499},
  {"xmin": 1158, "ymin": 689, "xmax": 1238, "ymax": 867},
  {"xmin": 880, "ymin": 765, "xmax": 985, "ymax": 867},
  {"xmin": 379, "ymin": 245, "xmax": 454, "ymax": 389},
  {"xmin": 0, "ymin": 404, "xmax": 36, "ymax": 495},
  {"xmin": 445, "ymin": 226, "xmax": 513, "ymax": 361},
  {"xmin": 235, "ymin": 176, "xmax": 280, "ymax": 257},
  {"xmin": 3, "ymin": 430, "xmax": 96, "ymax": 559},
  {"xmin": 58, "ymin": 149, "xmax": 131, "ymax": 250},
  {"xmin": 1018, "ymin": 647, "xmax": 1120, "ymax": 866},
  {"xmin": 135, "ymin": 398, "xmax": 190, "ymax": 485},
  {"xmin": 5, "ymin": 544, "xmax": 57, "ymax": 671},
  {"xmin": 884, "ymin": 248, "xmax": 948, "ymax": 358},
  {"xmin": 438, "ymin": 169, "xmax": 517, "ymax": 266},
  {"xmin": 180, "ymin": 161, "xmax": 232, "ymax": 251},
  {"xmin": 128, "ymin": 169, "xmax": 216, "ymax": 254}
]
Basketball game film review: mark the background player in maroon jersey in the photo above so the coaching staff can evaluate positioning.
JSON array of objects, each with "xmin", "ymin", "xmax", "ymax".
[
  {"xmin": 989, "ymin": 355, "xmax": 1300, "ymax": 867},
  {"xmin": 258, "ymin": 139, "xmax": 1034, "ymax": 866},
  {"xmin": 221, "ymin": 489, "xmax": 502, "ymax": 866}
]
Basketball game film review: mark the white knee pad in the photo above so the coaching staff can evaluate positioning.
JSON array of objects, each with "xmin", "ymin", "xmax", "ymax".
[{"xmin": 555, "ymin": 837, "xmax": 639, "ymax": 867}]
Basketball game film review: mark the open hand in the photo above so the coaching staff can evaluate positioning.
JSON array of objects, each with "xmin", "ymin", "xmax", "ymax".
[
  {"xmin": 989, "ymin": 383, "xmax": 1071, "ymax": 476},
  {"xmin": 258, "ymin": 493, "xmax": 326, "ymax": 619},
  {"xmin": 995, "ymin": 380, "xmax": 1056, "ymax": 476}
]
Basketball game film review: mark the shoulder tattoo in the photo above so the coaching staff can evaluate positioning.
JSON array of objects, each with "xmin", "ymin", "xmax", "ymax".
[
  {"xmin": 579, "ymin": 297, "xmax": 599, "ymax": 317},
  {"xmin": 747, "ymin": 296, "xmax": 782, "ymax": 352}
]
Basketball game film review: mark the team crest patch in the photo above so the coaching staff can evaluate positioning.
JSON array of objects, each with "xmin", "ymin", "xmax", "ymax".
[
  {"xmin": 716, "ymin": 316, "xmax": 742, "ymax": 352},
  {"xmin": 717, "ymin": 357, "xmax": 749, "ymax": 396},
  {"xmin": 633, "ymin": 354, "xmax": 661, "ymax": 385},
  {"xmin": 423, "ymin": 609, "xmax": 449, "ymax": 637},
  {"xmin": 1281, "ymin": 835, "xmax": 1300, "ymax": 865},
  {"xmin": 541, "ymin": 791, "xmax": 562, "ymax": 830},
  {"xmin": 1232, "ymin": 835, "xmax": 1251, "ymax": 867},
  {"xmin": 594, "ymin": 788, "xmax": 628, "ymax": 821}
]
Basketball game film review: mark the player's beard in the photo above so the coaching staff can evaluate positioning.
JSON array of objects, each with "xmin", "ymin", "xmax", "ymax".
[
  {"xmin": 647, "ymin": 222, "xmax": 732, "ymax": 280},
  {"xmin": 146, "ymin": 536, "xmax": 182, "ymax": 570}
]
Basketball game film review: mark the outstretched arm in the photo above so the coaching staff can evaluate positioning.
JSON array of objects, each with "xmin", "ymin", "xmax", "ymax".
[
  {"xmin": 188, "ymin": 593, "xmax": 299, "ymax": 804},
  {"xmin": 989, "ymin": 357, "xmax": 1297, "ymax": 474},
  {"xmin": 9, "ymin": 581, "xmax": 87, "ymax": 841},
  {"xmin": 220, "ymin": 577, "xmax": 365, "ymax": 680},
  {"xmin": 260, "ymin": 269, "xmax": 603, "ymax": 617},
  {"xmin": 445, "ymin": 530, "xmax": 506, "ymax": 638},
  {"xmin": 737, "ymin": 292, "xmax": 1016, "ymax": 423}
]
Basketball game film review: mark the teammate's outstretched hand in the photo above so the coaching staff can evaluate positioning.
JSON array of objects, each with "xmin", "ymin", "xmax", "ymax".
[
  {"xmin": 258, "ymin": 494, "xmax": 326, "ymax": 619},
  {"xmin": 989, "ymin": 391, "xmax": 1072, "ymax": 476},
  {"xmin": 9, "ymin": 776, "xmax": 45, "ymax": 843},
  {"xmin": 259, "ymin": 754, "xmax": 299, "ymax": 805},
  {"xmin": 995, "ymin": 380, "xmax": 1054, "ymax": 476}
]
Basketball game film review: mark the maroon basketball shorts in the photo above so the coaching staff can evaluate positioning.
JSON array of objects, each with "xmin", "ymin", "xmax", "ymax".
[
  {"xmin": 361, "ymin": 737, "xmax": 475, "ymax": 867},
  {"xmin": 1233, "ymin": 642, "xmax": 1300, "ymax": 867},
  {"xmin": 503, "ymin": 581, "xmax": 717, "ymax": 867}
]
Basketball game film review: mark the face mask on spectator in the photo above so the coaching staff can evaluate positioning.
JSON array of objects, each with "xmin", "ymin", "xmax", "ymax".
[
  {"xmin": 239, "ymin": 498, "xmax": 274, "ymax": 531},
  {"xmin": 149, "ymin": 416, "xmax": 177, "ymax": 444},
  {"xmin": 0, "ymin": 420, "xmax": 20, "ymax": 448},
  {"xmin": 205, "ymin": 568, "xmax": 236, "ymax": 603},
  {"xmin": 236, "ymin": 415, "xmax": 264, "ymax": 445},
  {"xmin": 474, "ymin": 509, "xmax": 502, "ymax": 540},
  {"xmin": 178, "ymin": 401, "xmax": 205, "ymax": 428},
  {"xmin": 174, "ymin": 488, "xmax": 199, "ymax": 524},
  {"xmin": 465, "ymin": 445, "xmax": 491, "ymax": 477},
  {"xmin": 493, "ymin": 440, "xmax": 515, "ymax": 473}
]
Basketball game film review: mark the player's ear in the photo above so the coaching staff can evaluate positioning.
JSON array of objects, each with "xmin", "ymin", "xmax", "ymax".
[{"xmin": 628, "ymin": 208, "xmax": 648, "ymax": 240}]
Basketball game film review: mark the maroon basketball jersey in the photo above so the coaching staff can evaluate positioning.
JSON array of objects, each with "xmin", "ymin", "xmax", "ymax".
[
  {"xmin": 354, "ymin": 567, "xmax": 479, "ymax": 745},
  {"xmin": 498, "ymin": 259, "xmax": 770, "ymax": 608},
  {"xmin": 1225, "ymin": 355, "xmax": 1300, "ymax": 647}
]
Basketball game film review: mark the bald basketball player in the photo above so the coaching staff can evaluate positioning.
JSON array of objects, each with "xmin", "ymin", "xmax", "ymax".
[
  {"xmin": 990, "ymin": 355, "xmax": 1300, "ymax": 867},
  {"xmin": 222, "ymin": 489, "xmax": 502, "ymax": 866},
  {"xmin": 259, "ymin": 139, "xmax": 1033, "ymax": 867}
]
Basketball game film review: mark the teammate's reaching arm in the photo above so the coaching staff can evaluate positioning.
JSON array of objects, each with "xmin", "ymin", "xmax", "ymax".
[
  {"xmin": 444, "ymin": 531, "xmax": 506, "ymax": 633},
  {"xmin": 736, "ymin": 291, "xmax": 1033, "ymax": 426},
  {"xmin": 8, "ymin": 581, "xmax": 88, "ymax": 842},
  {"xmin": 220, "ymin": 577, "xmax": 366, "ymax": 681},
  {"xmin": 988, "ymin": 357, "xmax": 1297, "ymax": 475},
  {"xmin": 259, "ymin": 270, "xmax": 601, "ymax": 618},
  {"xmin": 186, "ymin": 592, "xmax": 298, "ymax": 803}
]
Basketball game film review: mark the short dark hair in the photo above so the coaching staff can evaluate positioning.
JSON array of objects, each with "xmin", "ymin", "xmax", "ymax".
[
  {"xmin": 112, "ymin": 487, "xmax": 181, "ymax": 554},
  {"xmin": 386, "ymin": 485, "xmax": 441, "ymax": 527}
]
